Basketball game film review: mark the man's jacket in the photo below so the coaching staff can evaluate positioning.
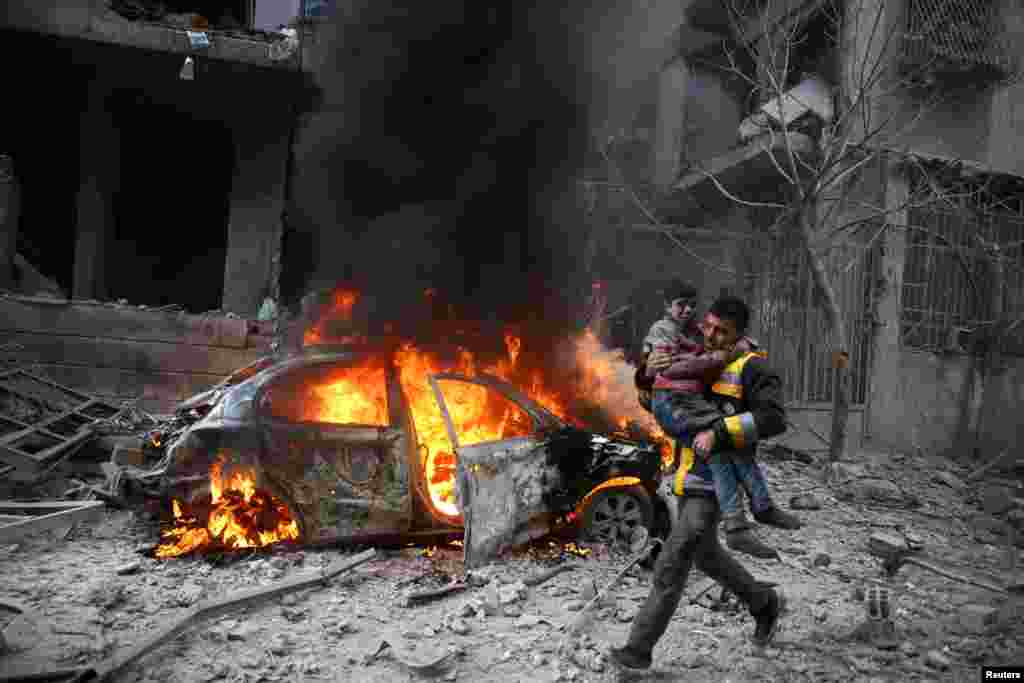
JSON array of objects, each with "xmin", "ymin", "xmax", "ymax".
[{"xmin": 672, "ymin": 351, "xmax": 786, "ymax": 495}]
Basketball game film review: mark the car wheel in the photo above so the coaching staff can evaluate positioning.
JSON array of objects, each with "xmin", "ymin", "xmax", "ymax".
[{"xmin": 581, "ymin": 485, "xmax": 654, "ymax": 547}]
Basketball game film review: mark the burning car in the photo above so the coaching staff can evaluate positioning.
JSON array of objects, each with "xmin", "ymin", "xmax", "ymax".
[{"xmin": 156, "ymin": 346, "xmax": 668, "ymax": 565}]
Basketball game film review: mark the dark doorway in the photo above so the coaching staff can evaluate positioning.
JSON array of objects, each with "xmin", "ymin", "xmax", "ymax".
[{"xmin": 107, "ymin": 96, "xmax": 233, "ymax": 313}]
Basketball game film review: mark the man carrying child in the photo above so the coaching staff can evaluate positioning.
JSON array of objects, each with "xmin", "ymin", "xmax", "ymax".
[
  {"xmin": 611, "ymin": 295, "xmax": 792, "ymax": 673},
  {"xmin": 637, "ymin": 282, "xmax": 800, "ymax": 558}
]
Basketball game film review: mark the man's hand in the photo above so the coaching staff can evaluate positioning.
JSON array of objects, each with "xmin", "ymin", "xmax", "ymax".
[
  {"xmin": 693, "ymin": 430, "xmax": 716, "ymax": 460},
  {"xmin": 647, "ymin": 349, "xmax": 682, "ymax": 372}
]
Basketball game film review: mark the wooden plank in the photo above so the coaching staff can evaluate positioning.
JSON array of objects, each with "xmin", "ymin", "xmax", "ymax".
[
  {"xmin": 1, "ymin": 331, "xmax": 268, "ymax": 375},
  {"xmin": 0, "ymin": 501, "xmax": 105, "ymax": 543},
  {"xmin": 0, "ymin": 501, "xmax": 110, "ymax": 512},
  {"xmin": 0, "ymin": 297, "xmax": 267, "ymax": 349},
  {"xmin": 30, "ymin": 365, "xmax": 227, "ymax": 416}
]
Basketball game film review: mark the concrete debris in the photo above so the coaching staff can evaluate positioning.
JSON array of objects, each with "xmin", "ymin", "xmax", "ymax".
[
  {"xmin": 2, "ymin": 449, "xmax": 1011, "ymax": 681},
  {"xmin": 114, "ymin": 561, "xmax": 141, "ymax": 576},
  {"xmin": 932, "ymin": 471, "xmax": 964, "ymax": 490},
  {"xmin": 958, "ymin": 604, "xmax": 999, "ymax": 633},
  {"xmin": 499, "ymin": 581, "xmax": 528, "ymax": 605},
  {"xmin": 811, "ymin": 552, "xmax": 832, "ymax": 567},
  {"xmin": 924, "ymin": 649, "xmax": 952, "ymax": 670},
  {"xmin": 980, "ymin": 485, "xmax": 1017, "ymax": 516},
  {"xmin": 448, "ymin": 617, "xmax": 471, "ymax": 635},
  {"xmin": 845, "ymin": 478, "xmax": 904, "ymax": 504},
  {"xmin": 790, "ymin": 493, "xmax": 823, "ymax": 510}
]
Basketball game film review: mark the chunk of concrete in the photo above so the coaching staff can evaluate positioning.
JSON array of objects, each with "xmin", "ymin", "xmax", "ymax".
[
  {"xmin": 958, "ymin": 604, "xmax": 998, "ymax": 633},
  {"xmin": 980, "ymin": 485, "xmax": 1016, "ymax": 516}
]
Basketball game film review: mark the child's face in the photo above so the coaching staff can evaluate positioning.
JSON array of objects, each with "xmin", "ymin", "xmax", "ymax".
[{"xmin": 666, "ymin": 297, "xmax": 696, "ymax": 324}]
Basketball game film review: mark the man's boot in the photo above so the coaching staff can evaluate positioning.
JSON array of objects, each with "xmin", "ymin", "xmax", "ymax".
[
  {"xmin": 753, "ymin": 505, "xmax": 802, "ymax": 530},
  {"xmin": 722, "ymin": 512, "xmax": 777, "ymax": 559}
]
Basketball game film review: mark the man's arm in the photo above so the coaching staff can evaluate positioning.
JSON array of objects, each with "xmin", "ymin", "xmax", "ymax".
[
  {"xmin": 709, "ymin": 357, "xmax": 786, "ymax": 451},
  {"xmin": 660, "ymin": 349, "xmax": 730, "ymax": 382}
]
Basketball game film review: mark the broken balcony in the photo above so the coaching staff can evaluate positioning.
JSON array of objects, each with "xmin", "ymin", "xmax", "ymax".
[
  {"xmin": 669, "ymin": 131, "xmax": 817, "ymax": 215},
  {"xmin": 3, "ymin": 0, "xmax": 302, "ymax": 70}
]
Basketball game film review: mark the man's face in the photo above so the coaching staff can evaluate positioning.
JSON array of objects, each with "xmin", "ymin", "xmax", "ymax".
[
  {"xmin": 666, "ymin": 297, "xmax": 696, "ymax": 324},
  {"xmin": 701, "ymin": 312, "xmax": 740, "ymax": 351}
]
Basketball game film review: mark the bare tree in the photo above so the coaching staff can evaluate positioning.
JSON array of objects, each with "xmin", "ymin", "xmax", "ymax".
[{"xmin": 673, "ymin": 0, "xmax": 1023, "ymax": 469}]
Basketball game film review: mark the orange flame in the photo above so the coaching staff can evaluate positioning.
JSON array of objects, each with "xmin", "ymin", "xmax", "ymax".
[
  {"xmin": 292, "ymin": 288, "xmax": 672, "ymax": 524},
  {"xmin": 155, "ymin": 458, "xmax": 299, "ymax": 558},
  {"xmin": 304, "ymin": 289, "xmax": 359, "ymax": 346}
]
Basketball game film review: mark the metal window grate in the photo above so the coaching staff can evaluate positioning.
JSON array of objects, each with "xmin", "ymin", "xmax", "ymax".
[
  {"xmin": 902, "ymin": 0, "xmax": 1018, "ymax": 82},
  {"xmin": 756, "ymin": 227, "xmax": 876, "ymax": 406},
  {"xmin": 901, "ymin": 177, "xmax": 1024, "ymax": 354}
]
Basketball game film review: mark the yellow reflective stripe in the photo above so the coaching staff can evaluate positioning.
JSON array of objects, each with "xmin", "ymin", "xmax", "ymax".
[
  {"xmin": 710, "ymin": 381, "xmax": 743, "ymax": 398},
  {"xmin": 710, "ymin": 352, "xmax": 764, "ymax": 399},
  {"xmin": 674, "ymin": 447, "xmax": 695, "ymax": 495},
  {"xmin": 724, "ymin": 412, "xmax": 758, "ymax": 450}
]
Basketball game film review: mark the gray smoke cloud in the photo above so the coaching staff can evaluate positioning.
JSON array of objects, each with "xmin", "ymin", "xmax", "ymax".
[{"xmin": 288, "ymin": 2, "xmax": 596, "ymax": 331}]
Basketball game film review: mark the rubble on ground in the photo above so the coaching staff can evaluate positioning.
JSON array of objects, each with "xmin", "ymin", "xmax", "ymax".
[{"xmin": 1, "ymin": 447, "xmax": 1021, "ymax": 681}]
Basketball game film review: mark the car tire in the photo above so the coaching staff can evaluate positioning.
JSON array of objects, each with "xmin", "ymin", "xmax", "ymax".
[{"xmin": 581, "ymin": 485, "xmax": 654, "ymax": 547}]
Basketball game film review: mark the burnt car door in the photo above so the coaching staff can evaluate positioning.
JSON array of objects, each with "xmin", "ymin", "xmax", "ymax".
[
  {"xmin": 256, "ymin": 357, "xmax": 412, "ymax": 544},
  {"xmin": 427, "ymin": 372, "xmax": 564, "ymax": 568}
]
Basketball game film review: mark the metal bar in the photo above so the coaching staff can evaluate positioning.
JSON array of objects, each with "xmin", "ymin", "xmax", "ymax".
[
  {"xmin": 0, "ymin": 501, "xmax": 105, "ymax": 543},
  {"xmin": 427, "ymin": 376, "xmax": 461, "ymax": 452},
  {"xmin": 0, "ymin": 500, "xmax": 109, "ymax": 512}
]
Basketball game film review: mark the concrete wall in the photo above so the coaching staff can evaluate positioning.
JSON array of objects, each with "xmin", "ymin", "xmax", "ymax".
[
  {"xmin": 0, "ymin": 296, "xmax": 274, "ymax": 414},
  {"xmin": 867, "ymin": 165, "xmax": 1024, "ymax": 456}
]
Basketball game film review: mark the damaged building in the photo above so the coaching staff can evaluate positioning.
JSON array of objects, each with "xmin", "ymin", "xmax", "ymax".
[
  {"xmin": 582, "ymin": 0, "xmax": 1024, "ymax": 460},
  {"xmin": 0, "ymin": 1, "xmax": 323, "ymax": 421}
]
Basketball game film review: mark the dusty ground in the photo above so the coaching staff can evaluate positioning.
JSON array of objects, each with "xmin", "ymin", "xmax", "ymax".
[{"xmin": 1, "ymin": 447, "xmax": 1021, "ymax": 682}]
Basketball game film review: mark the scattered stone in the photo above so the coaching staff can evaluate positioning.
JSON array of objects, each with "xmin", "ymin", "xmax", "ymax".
[
  {"xmin": 682, "ymin": 652, "xmax": 711, "ymax": 669},
  {"xmin": 503, "ymin": 604, "xmax": 523, "ymax": 618},
  {"xmin": 971, "ymin": 515, "xmax": 1009, "ymax": 540},
  {"xmin": 116, "ymin": 562, "xmax": 142, "ymax": 576},
  {"xmin": 483, "ymin": 583, "xmax": 502, "ymax": 616},
  {"xmin": 280, "ymin": 593, "xmax": 299, "ymax": 607},
  {"xmin": 499, "ymin": 581, "xmax": 527, "ymax": 605},
  {"xmin": 448, "ymin": 617, "xmax": 471, "ymax": 636},
  {"xmin": 171, "ymin": 583, "xmax": 202, "ymax": 607},
  {"xmin": 900, "ymin": 642, "xmax": 918, "ymax": 657},
  {"xmin": 514, "ymin": 614, "xmax": 546, "ymax": 629},
  {"xmin": 86, "ymin": 582, "xmax": 127, "ymax": 610},
  {"xmin": 532, "ymin": 653, "xmax": 548, "ymax": 667},
  {"xmin": 203, "ymin": 662, "xmax": 230, "ymax": 681},
  {"xmin": 832, "ymin": 462, "xmax": 867, "ymax": 480},
  {"xmin": 330, "ymin": 619, "xmax": 355, "ymax": 636},
  {"xmin": 443, "ymin": 670, "xmax": 457, "ymax": 682},
  {"xmin": 281, "ymin": 607, "xmax": 306, "ymax": 623},
  {"xmin": 851, "ymin": 478, "xmax": 903, "ymax": 503},
  {"xmin": 980, "ymin": 485, "xmax": 1016, "ymax": 516},
  {"xmin": 789, "ymin": 494, "xmax": 822, "ymax": 510},
  {"xmin": 924, "ymin": 650, "xmax": 951, "ymax": 670},
  {"xmin": 268, "ymin": 633, "xmax": 294, "ymax": 657},
  {"xmin": 959, "ymin": 604, "xmax": 998, "ymax": 633},
  {"xmin": 457, "ymin": 602, "xmax": 476, "ymax": 618},
  {"xmin": 616, "ymin": 609, "xmax": 633, "ymax": 623},
  {"xmin": 811, "ymin": 553, "xmax": 831, "ymax": 568},
  {"xmin": 227, "ymin": 624, "xmax": 257, "ymax": 642},
  {"xmin": 563, "ymin": 600, "xmax": 584, "ymax": 612},
  {"xmin": 239, "ymin": 654, "xmax": 263, "ymax": 670},
  {"xmin": 932, "ymin": 471, "xmax": 963, "ymax": 490}
]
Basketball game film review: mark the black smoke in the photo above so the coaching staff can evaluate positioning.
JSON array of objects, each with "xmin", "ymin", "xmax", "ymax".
[{"xmin": 289, "ymin": 2, "xmax": 595, "ymax": 336}]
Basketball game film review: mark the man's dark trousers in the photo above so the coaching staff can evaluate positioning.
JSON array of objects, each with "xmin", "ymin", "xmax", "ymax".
[{"xmin": 626, "ymin": 494, "xmax": 774, "ymax": 655}]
